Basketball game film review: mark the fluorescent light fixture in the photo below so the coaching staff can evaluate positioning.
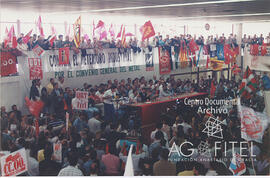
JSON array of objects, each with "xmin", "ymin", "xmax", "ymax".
[
  {"xmin": 49, "ymin": 0, "xmax": 256, "ymax": 14},
  {"xmin": 176, "ymin": 13, "xmax": 270, "ymax": 20}
]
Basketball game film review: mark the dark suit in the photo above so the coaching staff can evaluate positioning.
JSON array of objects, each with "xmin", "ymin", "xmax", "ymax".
[
  {"xmin": 30, "ymin": 85, "xmax": 39, "ymax": 101},
  {"xmin": 39, "ymin": 159, "xmax": 61, "ymax": 176}
]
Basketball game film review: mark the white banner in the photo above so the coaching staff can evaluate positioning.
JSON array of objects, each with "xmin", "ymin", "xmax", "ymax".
[
  {"xmin": 0, "ymin": 148, "xmax": 28, "ymax": 176},
  {"xmin": 238, "ymin": 104, "xmax": 269, "ymax": 143},
  {"xmin": 41, "ymin": 48, "xmax": 145, "ymax": 72},
  {"xmin": 244, "ymin": 47, "xmax": 270, "ymax": 72}
]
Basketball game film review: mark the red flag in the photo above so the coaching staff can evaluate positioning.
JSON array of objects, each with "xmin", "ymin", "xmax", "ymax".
[
  {"xmin": 23, "ymin": 29, "xmax": 33, "ymax": 44},
  {"xmin": 4, "ymin": 27, "xmax": 9, "ymax": 48},
  {"xmin": 109, "ymin": 24, "xmax": 115, "ymax": 37},
  {"xmin": 1, "ymin": 51, "xmax": 17, "ymax": 76},
  {"xmin": 106, "ymin": 143, "xmax": 109, "ymax": 154},
  {"xmin": 234, "ymin": 46, "xmax": 239, "ymax": 55},
  {"xmin": 140, "ymin": 21, "xmax": 155, "ymax": 41},
  {"xmin": 5, "ymin": 27, "xmax": 8, "ymax": 34},
  {"xmin": 49, "ymin": 35, "xmax": 56, "ymax": 47},
  {"xmin": 37, "ymin": 16, "xmax": 44, "ymax": 37},
  {"xmin": 224, "ymin": 44, "xmax": 232, "ymax": 64},
  {"xmin": 261, "ymin": 43, "xmax": 267, "ymax": 56},
  {"xmin": 121, "ymin": 142, "xmax": 127, "ymax": 171},
  {"xmin": 7, "ymin": 26, "xmax": 13, "ymax": 42},
  {"xmin": 250, "ymin": 44, "xmax": 259, "ymax": 56},
  {"xmin": 99, "ymin": 28, "xmax": 107, "ymax": 41},
  {"xmin": 51, "ymin": 25, "xmax": 56, "ymax": 35},
  {"xmin": 206, "ymin": 55, "xmax": 210, "ymax": 69},
  {"xmin": 231, "ymin": 63, "xmax": 241, "ymax": 75},
  {"xmin": 116, "ymin": 24, "xmax": 123, "ymax": 38},
  {"xmin": 96, "ymin": 20, "xmax": 104, "ymax": 29},
  {"xmin": 9, "ymin": 26, "xmax": 17, "ymax": 48},
  {"xmin": 59, "ymin": 47, "xmax": 70, "ymax": 65},
  {"xmin": 210, "ymin": 80, "xmax": 216, "ymax": 98},
  {"xmin": 35, "ymin": 119, "xmax": 39, "ymax": 137},
  {"xmin": 188, "ymin": 39, "xmax": 199, "ymax": 54},
  {"xmin": 92, "ymin": 20, "xmax": 95, "ymax": 37},
  {"xmin": 25, "ymin": 96, "xmax": 44, "ymax": 118},
  {"xmin": 135, "ymin": 140, "xmax": 141, "ymax": 155},
  {"xmin": 125, "ymin": 32, "xmax": 134, "ymax": 37}
]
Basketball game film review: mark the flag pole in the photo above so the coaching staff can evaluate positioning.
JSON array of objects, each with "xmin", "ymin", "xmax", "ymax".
[{"xmin": 247, "ymin": 141, "xmax": 256, "ymax": 175}]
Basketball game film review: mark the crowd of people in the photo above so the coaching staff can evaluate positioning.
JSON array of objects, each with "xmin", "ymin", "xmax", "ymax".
[
  {"xmin": 1, "ymin": 69, "xmax": 270, "ymax": 176},
  {"xmin": 1, "ymin": 31, "xmax": 270, "ymax": 54}
]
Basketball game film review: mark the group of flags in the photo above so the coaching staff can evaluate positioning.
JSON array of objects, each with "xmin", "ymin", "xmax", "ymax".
[
  {"xmin": 250, "ymin": 43, "xmax": 268, "ymax": 56},
  {"xmin": 209, "ymin": 43, "xmax": 239, "ymax": 71},
  {"xmin": 4, "ymin": 25, "xmax": 18, "ymax": 48},
  {"xmin": 73, "ymin": 16, "xmax": 155, "ymax": 48},
  {"xmin": 4, "ymin": 15, "xmax": 156, "ymax": 50},
  {"xmin": 174, "ymin": 41, "xmax": 239, "ymax": 70}
]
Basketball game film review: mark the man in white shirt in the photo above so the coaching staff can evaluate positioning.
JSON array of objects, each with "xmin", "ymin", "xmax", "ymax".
[
  {"xmin": 159, "ymin": 83, "xmax": 172, "ymax": 98},
  {"xmin": 103, "ymin": 85, "xmax": 117, "ymax": 123},
  {"xmin": 150, "ymin": 122, "xmax": 168, "ymax": 142},
  {"xmin": 27, "ymin": 146, "xmax": 39, "ymax": 176},
  {"xmin": 88, "ymin": 112, "xmax": 102, "ymax": 135},
  {"xmin": 58, "ymin": 151, "xmax": 83, "ymax": 176}
]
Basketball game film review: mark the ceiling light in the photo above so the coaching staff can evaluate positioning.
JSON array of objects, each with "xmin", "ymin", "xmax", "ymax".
[
  {"xmin": 176, "ymin": 13, "xmax": 270, "ymax": 20},
  {"xmin": 49, "ymin": 0, "xmax": 256, "ymax": 14}
]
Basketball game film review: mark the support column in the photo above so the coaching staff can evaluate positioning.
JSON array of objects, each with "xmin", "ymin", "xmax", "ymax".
[
  {"xmin": 17, "ymin": 19, "xmax": 21, "ymax": 36},
  {"xmin": 234, "ymin": 23, "xmax": 243, "ymax": 67}
]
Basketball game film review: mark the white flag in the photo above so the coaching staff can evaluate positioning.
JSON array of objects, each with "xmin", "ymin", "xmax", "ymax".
[
  {"xmin": 238, "ymin": 99, "xmax": 269, "ymax": 143},
  {"xmin": 124, "ymin": 144, "xmax": 134, "ymax": 176}
]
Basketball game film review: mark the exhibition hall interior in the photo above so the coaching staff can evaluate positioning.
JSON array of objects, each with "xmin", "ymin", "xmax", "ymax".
[{"xmin": 0, "ymin": 0, "xmax": 270, "ymax": 176}]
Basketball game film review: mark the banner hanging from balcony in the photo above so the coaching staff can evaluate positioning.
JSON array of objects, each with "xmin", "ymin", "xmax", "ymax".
[{"xmin": 158, "ymin": 47, "xmax": 171, "ymax": 75}]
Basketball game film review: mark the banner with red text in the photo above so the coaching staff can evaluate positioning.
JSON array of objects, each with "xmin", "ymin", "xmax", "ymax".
[
  {"xmin": 0, "ymin": 148, "xmax": 28, "ymax": 176},
  {"xmin": 158, "ymin": 47, "xmax": 171, "ymax": 75},
  {"xmin": 28, "ymin": 58, "xmax": 43, "ymax": 80}
]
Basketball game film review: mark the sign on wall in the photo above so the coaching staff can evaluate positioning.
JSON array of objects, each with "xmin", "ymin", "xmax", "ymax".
[{"xmin": 28, "ymin": 58, "xmax": 43, "ymax": 80}]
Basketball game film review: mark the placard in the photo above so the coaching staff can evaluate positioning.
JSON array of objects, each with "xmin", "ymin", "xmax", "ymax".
[
  {"xmin": 53, "ymin": 143, "xmax": 62, "ymax": 163},
  {"xmin": 33, "ymin": 45, "xmax": 44, "ymax": 57},
  {"xmin": 0, "ymin": 148, "xmax": 28, "ymax": 176},
  {"xmin": 73, "ymin": 91, "xmax": 88, "ymax": 110}
]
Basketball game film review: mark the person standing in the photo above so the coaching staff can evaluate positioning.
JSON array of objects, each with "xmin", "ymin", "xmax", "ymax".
[
  {"xmin": 58, "ymin": 151, "xmax": 83, "ymax": 176},
  {"xmin": 30, "ymin": 79, "xmax": 40, "ymax": 101},
  {"xmin": 39, "ymin": 147, "xmax": 61, "ymax": 176},
  {"xmin": 153, "ymin": 148, "xmax": 176, "ymax": 176},
  {"xmin": 46, "ymin": 78, "xmax": 55, "ymax": 95},
  {"xmin": 103, "ymin": 85, "xmax": 117, "ymax": 123}
]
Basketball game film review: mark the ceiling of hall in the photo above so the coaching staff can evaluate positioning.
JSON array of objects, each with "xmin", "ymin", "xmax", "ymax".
[{"xmin": 1, "ymin": 0, "xmax": 270, "ymax": 21}]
